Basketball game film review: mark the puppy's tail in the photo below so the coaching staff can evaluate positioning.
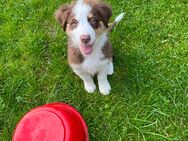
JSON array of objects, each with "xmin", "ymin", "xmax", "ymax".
[
  {"xmin": 106, "ymin": 12, "xmax": 125, "ymax": 33},
  {"xmin": 115, "ymin": 13, "xmax": 125, "ymax": 23}
]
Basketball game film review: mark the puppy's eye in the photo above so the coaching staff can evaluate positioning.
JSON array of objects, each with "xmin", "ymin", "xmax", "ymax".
[
  {"xmin": 71, "ymin": 19, "xmax": 78, "ymax": 27},
  {"xmin": 90, "ymin": 18, "xmax": 98, "ymax": 26}
]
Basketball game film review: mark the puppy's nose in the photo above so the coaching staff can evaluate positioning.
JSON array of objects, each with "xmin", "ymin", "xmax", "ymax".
[{"xmin": 80, "ymin": 35, "xmax": 91, "ymax": 44}]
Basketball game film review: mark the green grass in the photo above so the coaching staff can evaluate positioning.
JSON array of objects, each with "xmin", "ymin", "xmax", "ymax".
[{"xmin": 0, "ymin": 0, "xmax": 188, "ymax": 140}]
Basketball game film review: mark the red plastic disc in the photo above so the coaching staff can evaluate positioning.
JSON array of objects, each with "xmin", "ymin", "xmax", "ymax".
[{"xmin": 13, "ymin": 103, "xmax": 89, "ymax": 141}]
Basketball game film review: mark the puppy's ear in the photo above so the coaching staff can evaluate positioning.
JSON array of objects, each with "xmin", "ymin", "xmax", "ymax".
[
  {"xmin": 55, "ymin": 4, "xmax": 71, "ymax": 31},
  {"xmin": 96, "ymin": 2, "xmax": 112, "ymax": 27}
]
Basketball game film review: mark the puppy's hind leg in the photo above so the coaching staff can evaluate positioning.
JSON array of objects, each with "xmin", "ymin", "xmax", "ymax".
[{"xmin": 73, "ymin": 68, "xmax": 96, "ymax": 93}]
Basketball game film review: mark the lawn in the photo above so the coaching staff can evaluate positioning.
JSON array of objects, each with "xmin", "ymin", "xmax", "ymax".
[{"xmin": 0, "ymin": 0, "xmax": 188, "ymax": 140}]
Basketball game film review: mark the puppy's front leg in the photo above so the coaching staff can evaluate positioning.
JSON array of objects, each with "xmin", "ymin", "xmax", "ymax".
[
  {"xmin": 97, "ymin": 65, "xmax": 111, "ymax": 95},
  {"xmin": 73, "ymin": 68, "xmax": 96, "ymax": 93}
]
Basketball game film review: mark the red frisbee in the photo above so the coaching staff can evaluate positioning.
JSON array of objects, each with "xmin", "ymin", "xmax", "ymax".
[{"xmin": 13, "ymin": 103, "xmax": 89, "ymax": 141}]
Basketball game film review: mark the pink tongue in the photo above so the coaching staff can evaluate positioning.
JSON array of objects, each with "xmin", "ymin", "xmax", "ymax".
[{"xmin": 80, "ymin": 45, "xmax": 93, "ymax": 55}]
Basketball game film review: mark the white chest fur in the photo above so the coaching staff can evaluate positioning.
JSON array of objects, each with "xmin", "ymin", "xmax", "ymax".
[{"xmin": 81, "ymin": 50, "xmax": 109, "ymax": 75}]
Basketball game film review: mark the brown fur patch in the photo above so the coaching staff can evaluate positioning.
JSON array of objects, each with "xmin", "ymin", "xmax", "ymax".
[
  {"xmin": 91, "ymin": 2, "xmax": 112, "ymax": 28},
  {"xmin": 68, "ymin": 46, "xmax": 84, "ymax": 65},
  {"xmin": 83, "ymin": 0, "xmax": 99, "ymax": 5},
  {"xmin": 55, "ymin": 4, "xmax": 72, "ymax": 31},
  {"xmin": 102, "ymin": 41, "xmax": 113, "ymax": 59},
  {"xmin": 55, "ymin": 2, "xmax": 78, "ymax": 31},
  {"xmin": 95, "ymin": 21, "xmax": 107, "ymax": 36}
]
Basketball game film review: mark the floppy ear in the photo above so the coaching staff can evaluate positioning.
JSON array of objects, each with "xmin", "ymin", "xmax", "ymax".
[
  {"xmin": 55, "ymin": 4, "xmax": 71, "ymax": 31},
  {"xmin": 96, "ymin": 2, "xmax": 112, "ymax": 27}
]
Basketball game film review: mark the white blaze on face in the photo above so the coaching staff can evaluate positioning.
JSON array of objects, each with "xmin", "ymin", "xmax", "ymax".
[{"xmin": 68, "ymin": 1, "xmax": 96, "ymax": 51}]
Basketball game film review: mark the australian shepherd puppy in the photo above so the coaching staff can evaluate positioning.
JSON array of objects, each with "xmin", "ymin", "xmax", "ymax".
[{"xmin": 55, "ymin": 0, "xmax": 114, "ymax": 95}]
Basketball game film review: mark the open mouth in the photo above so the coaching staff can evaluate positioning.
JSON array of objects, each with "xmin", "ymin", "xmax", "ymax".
[{"xmin": 79, "ymin": 44, "xmax": 94, "ymax": 55}]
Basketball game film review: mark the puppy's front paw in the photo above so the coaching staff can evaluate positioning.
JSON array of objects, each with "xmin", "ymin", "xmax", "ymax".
[
  {"xmin": 98, "ymin": 80, "xmax": 111, "ymax": 95},
  {"xmin": 84, "ymin": 82, "xmax": 96, "ymax": 93}
]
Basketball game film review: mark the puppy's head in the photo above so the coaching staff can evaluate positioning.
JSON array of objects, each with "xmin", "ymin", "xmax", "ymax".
[{"xmin": 55, "ymin": 0, "xmax": 112, "ymax": 56}]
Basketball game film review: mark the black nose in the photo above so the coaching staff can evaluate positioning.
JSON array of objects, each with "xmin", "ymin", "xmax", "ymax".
[{"xmin": 80, "ymin": 35, "xmax": 91, "ymax": 44}]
